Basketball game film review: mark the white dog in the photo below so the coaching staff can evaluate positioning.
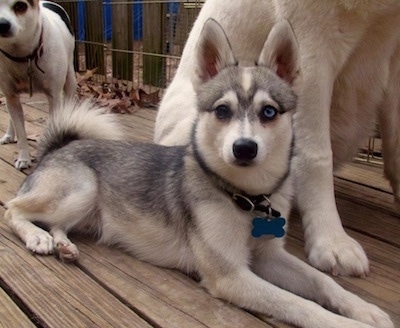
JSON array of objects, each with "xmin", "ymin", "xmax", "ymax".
[
  {"xmin": 155, "ymin": 0, "xmax": 400, "ymax": 277},
  {"xmin": 0, "ymin": 0, "xmax": 76, "ymax": 169}
]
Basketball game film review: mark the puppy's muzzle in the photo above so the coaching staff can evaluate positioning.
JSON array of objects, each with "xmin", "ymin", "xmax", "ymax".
[
  {"xmin": 233, "ymin": 138, "xmax": 258, "ymax": 166},
  {"xmin": 0, "ymin": 18, "xmax": 12, "ymax": 37}
]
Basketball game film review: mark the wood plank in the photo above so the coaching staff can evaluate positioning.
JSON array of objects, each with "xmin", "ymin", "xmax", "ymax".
[
  {"xmin": 0, "ymin": 93, "xmax": 399, "ymax": 328},
  {"xmin": 290, "ymin": 187, "xmax": 400, "ymax": 248},
  {"xmin": 0, "ymin": 287, "xmax": 35, "ymax": 327},
  {"xmin": 76, "ymin": 240, "xmax": 272, "ymax": 328},
  {"xmin": 334, "ymin": 176, "xmax": 398, "ymax": 217},
  {"xmin": 336, "ymin": 196, "xmax": 400, "ymax": 247},
  {"xmin": 132, "ymin": 107, "xmax": 157, "ymax": 122},
  {"xmin": 335, "ymin": 162, "xmax": 391, "ymax": 194},
  {"xmin": 0, "ymin": 208, "xmax": 152, "ymax": 328},
  {"xmin": 0, "ymin": 159, "xmax": 26, "ymax": 204}
]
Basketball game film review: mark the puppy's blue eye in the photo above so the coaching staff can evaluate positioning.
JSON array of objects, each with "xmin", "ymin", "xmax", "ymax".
[
  {"xmin": 215, "ymin": 105, "xmax": 232, "ymax": 120},
  {"xmin": 14, "ymin": 1, "xmax": 28, "ymax": 13},
  {"xmin": 261, "ymin": 105, "xmax": 278, "ymax": 121}
]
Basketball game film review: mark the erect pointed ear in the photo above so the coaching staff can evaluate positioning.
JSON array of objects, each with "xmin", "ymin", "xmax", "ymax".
[
  {"xmin": 257, "ymin": 20, "xmax": 300, "ymax": 85},
  {"xmin": 193, "ymin": 18, "xmax": 237, "ymax": 86}
]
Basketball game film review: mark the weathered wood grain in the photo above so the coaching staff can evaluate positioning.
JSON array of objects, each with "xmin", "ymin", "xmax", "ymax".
[
  {"xmin": 0, "ymin": 286, "xmax": 35, "ymax": 327},
  {"xmin": 0, "ymin": 96, "xmax": 398, "ymax": 328}
]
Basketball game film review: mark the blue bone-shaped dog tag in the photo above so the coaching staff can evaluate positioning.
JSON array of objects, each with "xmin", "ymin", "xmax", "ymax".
[{"xmin": 251, "ymin": 217, "xmax": 286, "ymax": 238}]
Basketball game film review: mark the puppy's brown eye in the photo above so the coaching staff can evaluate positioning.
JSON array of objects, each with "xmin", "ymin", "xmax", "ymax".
[
  {"xmin": 14, "ymin": 1, "xmax": 28, "ymax": 13},
  {"xmin": 214, "ymin": 105, "xmax": 232, "ymax": 120}
]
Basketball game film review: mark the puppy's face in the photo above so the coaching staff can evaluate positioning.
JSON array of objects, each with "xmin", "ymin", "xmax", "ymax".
[
  {"xmin": 0, "ymin": 0, "xmax": 39, "ymax": 40},
  {"xmin": 191, "ymin": 19, "xmax": 300, "ymax": 193},
  {"xmin": 194, "ymin": 66, "xmax": 297, "ymax": 193}
]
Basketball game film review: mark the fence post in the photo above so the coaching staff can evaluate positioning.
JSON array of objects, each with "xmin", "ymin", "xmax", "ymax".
[
  {"xmin": 112, "ymin": 0, "xmax": 133, "ymax": 81},
  {"xmin": 85, "ymin": 0, "xmax": 105, "ymax": 75},
  {"xmin": 143, "ymin": 1, "xmax": 165, "ymax": 87}
]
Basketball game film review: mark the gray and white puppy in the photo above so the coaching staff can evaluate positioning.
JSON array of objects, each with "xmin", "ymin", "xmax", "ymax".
[
  {"xmin": 0, "ymin": 0, "xmax": 76, "ymax": 169},
  {"xmin": 4, "ymin": 19, "xmax": 393, "ymax": 328}
]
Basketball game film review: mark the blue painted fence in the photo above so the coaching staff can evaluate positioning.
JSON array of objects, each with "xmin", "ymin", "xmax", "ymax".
[{"xmin": 77, "ymin": 0, "xmax": 179, "ymax": 41}]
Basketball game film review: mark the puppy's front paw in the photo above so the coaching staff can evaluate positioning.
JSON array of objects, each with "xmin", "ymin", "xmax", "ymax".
[
  {"xmin": 56, "ymin": 241, "xmax": 79, "ymax": 262},
  {"xmin": 26, "ymin": 232, "xmax": 54, "ymax": 255},
  {"xmin": 306, "ymin": 233, "xmax": 369, "ymax": 277}
]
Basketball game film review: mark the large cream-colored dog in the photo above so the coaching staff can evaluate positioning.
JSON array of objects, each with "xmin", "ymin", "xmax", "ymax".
[{"xmin": 155, "ymin": 0, "xmax": 400, "ymax": 277}]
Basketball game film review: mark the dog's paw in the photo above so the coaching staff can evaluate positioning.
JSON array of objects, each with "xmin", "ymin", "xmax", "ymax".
[
  {"xmin": 0, "ymin": 134, "xmax": 15, "ymax": 144},
  {"xmin": 56, "ymin": 241, "xmax": 79, "ymax": 262},
  {"xmin": 355, "ymin": 306, "xmax": 394, "ymax": 328},
  {"xmin": 306, "ymin": 233, "xmax": 369, "ymax": 277},
  {"xmin": 26, "ymin": 232, "xmax": 54, "ymax": 255},
  {"xmin": 14, "ymin": 158, "xmax": 32, "ymax": 170},
  {"xmin": 341, "ymin": 296, "xmax": 394, "ymax": 328}
]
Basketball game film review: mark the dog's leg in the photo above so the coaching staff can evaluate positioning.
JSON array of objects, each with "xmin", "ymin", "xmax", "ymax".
[
  {"xmin": 378, "ymin": 42, "xmax": 400, "ymax": 210},
  {"xmin": 192, "ymin": 204, "xmax": 373, "ymax": 328},
  {"xmin": 63, "ymin": 65, "xmax": 77, "ymax": 100},
  {"xmin": 5, "ymin": 205, "xmax": 54, "ymax": 254},
  {"xmin": 251, "ymin": 242, "xmax": 393, "ymax": 328},
  {"xmin": 203, "ymin": 268, "xmax": 377, "ymax": 328},
  {"xmin": 47, "ymin": 91, "xmax": 62, "ymax": 117},
  {"xmin": 292, "ymin": 67, "xmax": 369, "ymax": 277},
  {"xmin": 0, "ymin": 117, "xmax": 16, "ymax": 144},
  {"xmin": 51, "ymin": 228, "xmax": 79, "ymax": 262},
  {"xmin": 2, "ymin": 95, "xmax": 31, "ymax": 169},
  {"xmin": 6, "ymin": 206, "xmax": 79, "ymax": 261},
  {"xmin": 5, "ymin": 166, "xmax": 97, "ymax": 258}
]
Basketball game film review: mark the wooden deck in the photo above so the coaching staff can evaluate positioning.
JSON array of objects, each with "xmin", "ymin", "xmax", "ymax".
[{"xmin": 0, "ymin": 95, "xmax": 399, "ymax": 327}]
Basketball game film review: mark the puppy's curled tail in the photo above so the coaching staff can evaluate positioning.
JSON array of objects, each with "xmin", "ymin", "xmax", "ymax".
[{"xmin": 39, "ymin": 99, "xmax": 125, "ymax": 158}]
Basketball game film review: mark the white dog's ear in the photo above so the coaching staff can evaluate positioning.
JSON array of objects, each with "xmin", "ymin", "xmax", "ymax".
[
  {"xmin": 194, "ymin": 18, "xmax": 236, "ymax": 85},
  {"xmin": 258, "ymin": 20, "xmax": 300, "ymax": 85}
]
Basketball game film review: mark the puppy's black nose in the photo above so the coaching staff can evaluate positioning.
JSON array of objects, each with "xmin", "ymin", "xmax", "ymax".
[
  {"xmin": 0, "ymin": 19, "xmax": 11, "ymax": 36},
  {"xmin": 233, "ymin": 138, "xmax": 258, "ymax": 162}
]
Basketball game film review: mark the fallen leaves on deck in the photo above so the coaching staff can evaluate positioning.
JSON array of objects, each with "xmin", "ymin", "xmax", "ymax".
[{"xmin": 76, "ymin": 68, "xmax": 160, "ymax": 114}]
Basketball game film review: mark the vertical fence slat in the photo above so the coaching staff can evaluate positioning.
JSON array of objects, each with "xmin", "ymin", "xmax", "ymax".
[
  {"xmin": 143, "ymin": 1, "xmax": 165, "ymax": 88},
  {"xmin": 53, "ymin": 0, "xmax": 205, "ymax": 90},
  {"xmin": 112, "ymin": 1, "xmax": 133, "ymax": 81},
  {"xmin": 85, "ymin": 0, "xmax": 105, "ymax": 75}
]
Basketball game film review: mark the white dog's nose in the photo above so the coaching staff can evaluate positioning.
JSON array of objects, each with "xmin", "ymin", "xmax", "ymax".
[
  {"xmin": 233, "ymin": 138, "xmax": 258, "ymax": 162},
  {"xmin": 0, "ymin": 19, "xmax": 11, "ymax": 36}
]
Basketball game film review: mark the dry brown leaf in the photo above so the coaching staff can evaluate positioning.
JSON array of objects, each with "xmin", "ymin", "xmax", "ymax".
[
  {"xmin": 105, "ymin": 97, "xmax": 133, "ymax": 114},
  {"xmin": 75, "ymin": 73, "xmax": 158, "ymax": 113},
  {"xmin": 138, "ymin": 88, "xmax": 160, "ymax": 108},
  {"xmin": 88, "ymin": 84, "xmax": 105, "ymax": 98},
  {"xmin": 76, "ymin": 67, "xmax": 98, "ymax": 85},
  {"xmin": 129, "ymin": 89, "xmax": 142, "ymax": 107}
]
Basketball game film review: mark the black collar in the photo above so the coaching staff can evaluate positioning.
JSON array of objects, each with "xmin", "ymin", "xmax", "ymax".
[
  {"xmin": 230, "ymin": 192, "xmax": 281, "ymax": 217},
  {"xmin": 191, "ymin": 141, "xmax": 283, "ymax": 217},
  {"xmin": 0, "ymin": 27, "xmax": 45, "ymax": 73}
]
